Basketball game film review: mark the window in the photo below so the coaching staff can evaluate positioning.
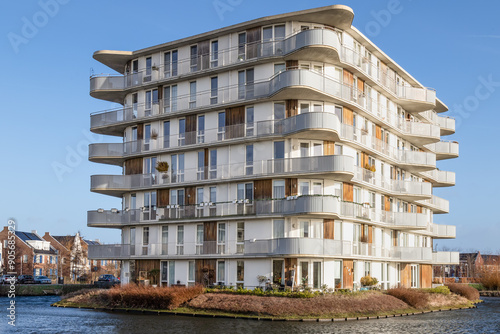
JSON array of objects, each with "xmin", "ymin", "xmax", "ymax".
[
  {"xmin": 170, "ymin": 189, "xmax": 185, "ymax": 219},
  {"xmin": 299, "ymin": 181, "xmax": 309, "ymax": 195},
  {"xmin": 161, "ymin": 226, "xmax": 168, "ymax": 255},
  {"xmin": 209, "ymin": 187, "xmax": 217, "ymax": 215},
  {"xmin": 211, "ymin": 40, "xmax": 218, "ymax": 67},
  {"xmin": 300, "ymin": 221, "xmax": 309, "ymax": 238},
  {"xmin": 164, "ymin": 50, "xmax": 179, "ymax": 78},
  {"xmin": 236, "ymin": 261, "xmax": 244, "ymax": 287},
  {"xmin": 364, "ymin": 262, "xmax": 371, "ymax": 277},
  {"xmin": 196, "ymin": 224, "xmax": 203, "ymax": 254},
  {"xmin": 197, "ymin": 188, "xmax": 204, "ymax": 206},
  {"xmin": 274, "ymin": 63, "xmax": 285, "ymax": 74},
  {"xmin": 217, "ymin": 223, "xmax": 226, "ymax": 254},
  {"xmin": 188, "ymin": 261, "xmax": 195, "ymax": 284},
  {"xmin": 132, "ymin": 93, "xmax": 138, "ymax": 118},
  {"xmin": 273, "ymin": 219, "xmax": 284, "ymax": 238},
  {"xmin": 238, "ymin": 32, "xmax": 246, "ymax": 60},
  {"xmin": 246, "ymin": 106, "xmax": 254, "ymax": 136},
  {"xmin": 143, "ymin": 191, "xmax": 157, "ymax": 221},
  {"xmin": 237, "ymin": 222, "xmax": 244, "ymax": 253},
  {"xmin": 171, "ymin": 154, "xmax": 185, "ymax": 182},
  {"xmin": 273, "ymin": 102, "xmax": 285, "ymax": 133},
  {"xmin": 300, "ymin": 143, "xmax": 309, "ymax": 157},
  {"xmin": 301, "ymin": 262, "xmax": 309, "ymax": 287},
  {"xmin": 238, "ymin": 69, "xmax": 254, "ymax": 99},
  {"xmin": 335, "ymin": 144, "xmax": 343, "ymax": 155},
  {"xmin": 198, "ymin": 115, "xmax": 205, "ymax": 143},
  {"xmin": 369, "ymin": 192, "xmax": 376, "ymax": 208},
  {"xmin": 209, "ymin": 149, "xmax": 217, "ymax": 179},
  {"xmin": 189, "ymin": 81, "xmax": 197, "ymax": 108},
  {"xmin": 210, "ymin": 77, "xmax": 218, "ymax": 105},
  {"xmin": 145, "ymin": 57, "xmax": 152, "ymax": 78},
  {"xmin": 163, "ymin": 85, "xmax": 177, "ymax": 113},
  {"xmin": 218, "ymin": 112, "xmax": 225, "ymax": 140},
  {"xmin": 245, "ymin": 144, "xmax": 253, "ymax": 175},
  {"xmin": 197, "ymin": 151, "xmax": 205, "ymax": 180},
  {"xmin": 262, "ymin": 24, "xmax": 285, "ymax": 56},
  {"xmin": 217, "ymin": 261, "xmax": 225, "ymax": 283},
  {"xmin": 163, "ymin": 121, "xmax": 170, "ymax": 148},
  {"xmin": 177, "ymin": 225, "xmax": 184, "ymax": 255},
  {"xmin": 313, "ymin": 262, "xmax": 321, "ymax": 289},
  {"xmin": 190, "ymin": 45, "xmax": 198, "ymax": 72},
  {"xmin": 411, "ymin": 265, "xmax": 418, "ymax": 288},
  {"xmin": 274, "ymin": 141, "xmax": 285, "ymax": 172},
  {"xmin": 144, "ymin": 157, "xmax": 157, "ymax": 183}
]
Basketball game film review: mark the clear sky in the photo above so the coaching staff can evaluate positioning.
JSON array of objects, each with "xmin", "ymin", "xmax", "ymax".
[{"xmin": 0, "ymin": 0, "xmax": 498, "ymax": 252}]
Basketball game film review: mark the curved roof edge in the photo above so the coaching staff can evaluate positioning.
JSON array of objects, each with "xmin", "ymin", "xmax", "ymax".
[{"xmin": 92, "ymin": 5, "xmax": 354, "ymax": 74}]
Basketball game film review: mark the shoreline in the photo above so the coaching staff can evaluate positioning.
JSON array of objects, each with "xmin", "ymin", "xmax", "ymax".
[{"xmin": 50, "ymin": 302, "xmax": 479, "ymax": 322}]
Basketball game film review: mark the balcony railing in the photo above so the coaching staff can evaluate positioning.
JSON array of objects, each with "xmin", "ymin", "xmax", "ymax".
[
  {"xmin": 421, "ymin": 169, "xmax": 456, "ymax": 186},
  {"xmin": 90, "ymin": 155, "xmax": 354, "ymax": 194},
  {"xmin": 245, "ymin": 238, "xmax": 352, "ymax": 257},
  {"xmin": 431, "ymin": 224, "xmax": 456, "ymax": 238},
  {"xmin": 372, "ymin": 210, "xmax": 428, "ymax": 229},
  {"xmin": 353, "ymin": 166, "xmax": 432, "ymax": 198},
  {"xmin": 392, "ymin": 246, "xmax": 433, "ymax": 261},
  {"xmin": 436, "ymin": 115, "xmax": 456, "ymax": 134},
  {"xmin": 417, "ymin": 195, "xmax": 449, "ymax": 214},
  {"xmin": 425, "ymin": 141, "xmax": 459, "ymax": 159},
  {"xmin": 432, "ymin": 251, "xmax": 459, "ymax": 265}
]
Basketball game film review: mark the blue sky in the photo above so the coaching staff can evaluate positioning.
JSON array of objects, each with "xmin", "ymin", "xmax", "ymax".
[{"xmin": 0, "ymin": 0, "xmax": 498, "ymax": 252}]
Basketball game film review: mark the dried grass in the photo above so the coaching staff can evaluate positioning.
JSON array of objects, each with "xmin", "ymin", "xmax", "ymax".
[
  {"xmin": 445, "ymin": 283, "xmax": 480, "ymax": 300},
  {"xmin": 187, "ymin": 291, "xmax": 409, "ymax": 317},
  {"xmin": 479, "ymin": 271, "xmax": 500, "ymax": 291},
  {"xmin": 386, "ymin": 288, "xmax": 429, "ymax": 309}
]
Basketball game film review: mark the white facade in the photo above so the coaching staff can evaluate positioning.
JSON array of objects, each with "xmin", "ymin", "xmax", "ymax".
[{"xmin": 87, "ymin": 5, "xmax": 458, "ymax": 290}]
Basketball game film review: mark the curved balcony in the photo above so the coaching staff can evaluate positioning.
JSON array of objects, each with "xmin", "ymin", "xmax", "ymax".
[
  {"xmin": 353, "ymin": 166, "xmax": 432, "ymax": 201},
  {"xmin": 87, "ymin": 209, "xmax": 139, "ymax": 228},
  {"xmin": 90, "ymin": 155, "xmax": 354, "ymax": 197},
  {"xmin": 437, "ymin": 115, "xmax": 455, "ymax": 136},
  {"xmin": 417, "ymin": 195, "xmax": 449, "ymax": 214},
  {"xmin": 421, "ymin": 170, "xmax": 455, "ymax": 187},
  {"xmin": 396, "ymin": 150, "xmax": 436, "ymax": 172},
  {"xmin": 374, "ymin": 211, "xmax": 428, "ymax": 230},
  {"xmin": 88, "ymin": 143, "xmax": 124, "ymax": 166},
  {"xmin": 425, "ymin": 141, "xmax": 459, "ymax": 160},
  {"xmin": 245, "ymin": 238, "xmax": 351, "ymax": 257},
  {"xmin": 432, "ymin": 251, "xmax": 459, "ymax": 265},
  {"xmin": 398, "ymin": 121, "xmax": 440, "ymax": 145},
  {"xmin": 431, "ymin": 224, "xmax": 456, "ymax": 239},
  {"xmin": 392, "ymin": 247, "xmax": 432, "ymax": 262}
]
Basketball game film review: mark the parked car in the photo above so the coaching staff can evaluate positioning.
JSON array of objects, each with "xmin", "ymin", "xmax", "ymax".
[
  {"xmin": 95, "ymin": 274, "xmax": 120, "ymax": 288},
  {"xmin": 17, "ymin": 275, "xmax": 35, "ymax": 284},
  {"xmin": 34, "ymin": 276, "xmax": 52, "ymax": 284},
  {"xmin": 0, "ymin": 274, "xmax": 16, "ymax": 284}
]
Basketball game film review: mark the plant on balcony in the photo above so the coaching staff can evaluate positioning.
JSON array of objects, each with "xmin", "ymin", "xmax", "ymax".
[
  {"xmin": 360, "ymin": 235, "xmax": 369, "ymax": 243},
  {"xmin": 360, "ymin": 275, "xmax": 378, "ymax": 287},
  {"xmin": 151, "ymin": 130, "xmax": 158, "ymax": 140},
  {"xmin": 152, "ymin": 65, "xmax": 159, "ymax": 71},
  {"xmin": 364, "ymin": 163, "xmax": 376, "ymax": 172},
  {"xmin": 156, "ymin": 161, "xmax": 169, "ymax": 173}
]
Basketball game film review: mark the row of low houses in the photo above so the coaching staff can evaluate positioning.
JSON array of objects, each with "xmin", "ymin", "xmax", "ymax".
[
  {"xmin": 0, "ymin": 226, "xmax": 120, "ymax": 283},
  {"xmin": 434, "ymin": 251, "xmax": 500, "ymax": 283}
]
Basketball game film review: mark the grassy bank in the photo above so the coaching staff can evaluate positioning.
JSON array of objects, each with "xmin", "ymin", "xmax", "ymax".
[
  {"xmin": 0, "ymin": 284, "xmax": 98, "ymax": 296},
  {"xmin": 53, "ymin": 284, "xmax": 479, "ymax": 320}
]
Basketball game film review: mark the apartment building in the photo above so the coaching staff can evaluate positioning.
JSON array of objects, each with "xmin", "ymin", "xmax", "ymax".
[{"xmin": 87, "ymin": 5, "xmax": 459, "ymax": 290}]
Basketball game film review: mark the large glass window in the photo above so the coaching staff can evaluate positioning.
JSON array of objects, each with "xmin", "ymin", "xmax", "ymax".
[
  {"xmin": 189, "ymin": 81, "xmax": 197, "ymax": 109},
  {"xmin": 217, "ymin": 223, "xmax": 226, "ymax": 254},
  {"xmin": 217, "ymin": 261, "xmax": 225, "ymax": 283},
  {"xmin": 163, "ymin": 121, "xmax": 170, "ymax": 148},
  {"xmin": 198, "ymin": 115, "xmax": 205, "ymax": 143},
  {"xmin": 211, "ymin": 77, "xmax": 218, "ymax": 105},
  {"xmin": 218, "ymin": 112, "xmax": 225, "ymax": 140},
  {"xmin": 273, "ymin": 219, "xmax": 284, "ymax": 239},
  {"xmin": 211, "ymin": 40, "xmax": 218, "ymax": 67},
  {"xmin": 246, "ymin": 106, "xmax": 254, "ymax": 136},
  {"xmin": 190, "ymin": 45, "xmax": 198, "ymax": 72},
  {"xmin": 236, "ymin": 222, "xmax": 244, "ymax": 253},
  {"xmin": 161, "ymin": 226, "xmax": 168, "ymax": 255},
  {"xmin": 177, "ymin": 225, "xmax": 184, "ymax": 255},
  {"xmin": 245, "ymin": 144, "xmax": 253, "ymax": 175}
]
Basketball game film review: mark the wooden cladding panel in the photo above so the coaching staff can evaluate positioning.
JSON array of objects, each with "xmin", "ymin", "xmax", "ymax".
[
  {"xmin": 416, "ymin": 205, "xmax": 423, "ymax": 214},
  {"xmin": 385, "ymin": 196, "xmax": 391, "ymax": 211},
  {"xmin": 185, "ymin": 115, "xmax": 197, "ymax": 145},
  {"xmin": 135, "ymin": 259, "xmax": 160, "ymax": 281},
  {"xmin": 203, "ymin": 222, "xmax": 217, "ymax": 255},
  {"xmin": 137, "ymin": 123, "xmax": 144, "ymax": 140},
  {"xmin": 286, "ymin": 60, "xmax": 298, "ymax": 70},
  {"xmin": 324, "ymin": 141, "xmax": 335, "ymax": 155},
  {"xmin": 198, "ymin": 40, "xmax": 210, "ymax": 70},
  {"xmin": 400, "ymin": 263, "xmax": 411, "ymax": 288},
  {"xmin": 125, "ymin": 158, "xmax": 143, "ymax": 175},
  {"xmin": 393, "ymin": 231, "xmax": 398, "ymax": 247},
  {"xmin": 246, "ymin": 27, "xmax": 261, "ymax": 59},
  {"xmin": 343, "ymin": 183, "xmax": 353, "ymax": 202},
  {"xmin": 343, "ymin": 70, "xmax": 354, "ymax": 87},
  {"xmin": 195, "ymin": 259, "xmax": 216, "ymax": 286},
  {"xmin": 158, "ymin": 189, "xmax": 170, "ymax": 207},
  {"xmin": 357, "ymin": 78, "xmax": 364, "ymax": 93},
  {"xmin": 343, "ymin": 260, "xmax": 354, "ymax": 289},
  {"xmin": 225, "ymin": 106, "xmax": 245, "ymax": 139},
  {"xmin": 285, "ymin": 258, "xmax": 298, "ymax": 286},
  {"xmin": 323, "ymin": 219, "xmax": 335, "ymax": 240},
  {"xmin": 343, "ymin": 107, "xmax": 353, "ymax": 125},
  {"xmin": 186, "ymin": 186, "xmax": 196, "ymax": 206},
  {"xmin": 361, "ymin": 152, "xmax": 369, "ymax": 168},
  {"xmin": 286, "ymin": 99, "xmax": 298, "ymax": 118},
  {"xmin": 368, "ymin": 226, "xmax": 373, "ymax": 244},
  {"xmin": 285, "ymin": 178, "xmax": 298, "ymax": 197},
  {"xmin": 420, "ymin": 264, "xmax": 432, "ymax": 288},
  {"xmin": 376, "ymin": 125, "xmax": 382, "ymax": 140},
  {"xmin": 254, "ymin": 179, "xmax": 272, "ymax": 200}
]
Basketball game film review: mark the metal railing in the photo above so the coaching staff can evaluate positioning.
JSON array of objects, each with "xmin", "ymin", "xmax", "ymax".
[
  {"xmin": 392, "ymin": 246, "xmax": 433, "ymax": 261},
  {"xmin": 431, "ymin": 224, "xmax": 456, "ymax": 238},
  {"xmin": 90, "ymin": 155, "xmax": 354, "ymax": 192},
  {"xmin": 244, "ymin": 238, "xmax": 352, "ymax": 256},
  {"xmin": 421, "ymin": 169, "xmax": 456, "ymax": 185},
  {"xmin": 425, "ymin": 141, "xmax": 459, "ymax": 157},
  {"xmin": 432, "ymin": 251, "xmax": 459, "ymax": 264},
  {"xmin": 436, "ymin": 115, "xmax": 456, "ymax": 132},
  {"xmin": 417, "ymin": 195, "xmax": 449, "ymax": 213}
]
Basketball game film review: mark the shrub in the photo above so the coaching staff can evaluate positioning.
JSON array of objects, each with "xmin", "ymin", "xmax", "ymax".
[
  {"xmin": 204, "ymin": 286, "xmax": 320, "ymax": 298},
  {"xmin": 469, "ymin": 283, "xmax": 486, "ymax": 291},
  {"xmin": 104, "ymin": 284, "xmax": 204, "ymax": 310},
  {"xmin": 360, "ymin": 276, "xmax": 379, "ymax": 286},
  {"xmin": 445, "ymin": 283, "xmax": 480, "ymax": 301},
  {"xmin": 422, "ymin": 285, "xmax": 450, "ymax": 295},
  {"xmin": 480, "ymin": 271, "xmax": 500, "ymax": 291},
  {"xmin": 387, "ymin": 288, "xmax": 429, "ymax": 309}
]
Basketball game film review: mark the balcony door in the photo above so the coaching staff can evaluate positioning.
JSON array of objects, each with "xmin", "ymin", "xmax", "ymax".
[{"xmin": 272, "ymin": 260, "xmax": 284, "ymax": 285}]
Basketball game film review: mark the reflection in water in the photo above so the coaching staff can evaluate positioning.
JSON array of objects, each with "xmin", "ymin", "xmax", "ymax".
[{"xmin": 0, "ymin": 296, "xmax": 499, "ymax": 334}]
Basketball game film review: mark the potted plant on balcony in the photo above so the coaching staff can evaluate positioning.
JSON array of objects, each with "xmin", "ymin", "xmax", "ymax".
[
  {"xmin": 156, "ymin": 161, "xmax": 169, "ymax": 180},
  {"xmin": 149, "ymin": 268, "xmax": 160, "ymax": 287},
  {"xmin": 151, "ymin": 130, "xmax": 158, "ymax": 140}
]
